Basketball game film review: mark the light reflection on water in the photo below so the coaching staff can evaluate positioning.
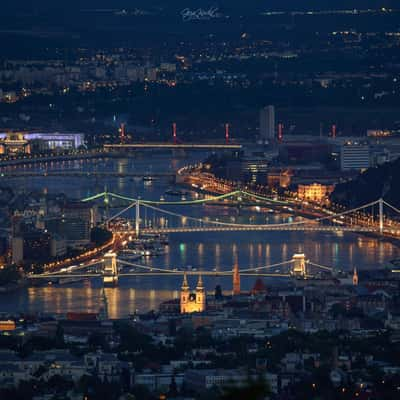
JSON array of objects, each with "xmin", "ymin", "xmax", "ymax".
[{"xmin": 0, "ymin": 154, "xmax": 398, "ymax": 317}]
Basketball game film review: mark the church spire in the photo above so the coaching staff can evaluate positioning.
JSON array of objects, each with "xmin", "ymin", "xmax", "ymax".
[
  {"xmin": 182, "ymin": 272, "xmax": 189, "ymax": 290},
  {"xmin": 196, "ymin": 274, "xmax": 204, "ymax": 290},
  {"xmin": 233, "ymin": 262, "xmax": 241, "ymax": 295},
  {"xmin": 353, "ymin": 267, "xmax": 359, "ymax": 286}
]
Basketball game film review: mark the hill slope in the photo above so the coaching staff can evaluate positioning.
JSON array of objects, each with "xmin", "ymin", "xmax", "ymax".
[{"xmin": 330, "ymin": 158, "xmax": 400, "ymax": 208}]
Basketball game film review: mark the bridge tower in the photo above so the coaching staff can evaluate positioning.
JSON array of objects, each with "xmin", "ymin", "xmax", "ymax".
[
  {"xmin": 135, "ymin": 199, "xmax": 140, "ymax": 237},
  {"xmin": 291, "ymin": 253, "xmax": 307, "ymax": 277},
  {"xmin": 172, "ymin": 122, "xmax": 177, "ymax": 144},
  {"xmin": 232, "ymin": 262, "xmax": 241, "ymax": 295},
  {"xmin": 225, "ymin": 123, "xmax": 230, "ymax": 144},
  {"xmin": 331, "ymin": 124, "xmax": 337, "ymax": 139},
  {"xmin": 277, "ymin": 123, "xmax": 283, "ymax": 143},
  {"xmin": 119, "ymin": 123, "xmax": 126, "ymax": 144},
  {"xmin": 379, "ymin": 198, "xmax": 384, "ymax": 235},
  {"xmin": 103, "ymin": 252, "xmax": 118, "ymax": 286},
  {"xmin": 104, "ymin": 188, "xmax": 110, "ymax": 222}
]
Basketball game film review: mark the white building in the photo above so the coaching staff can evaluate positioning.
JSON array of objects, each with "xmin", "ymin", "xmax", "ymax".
[
  {"xmin": 135, "ymin": 372, "xmax": 184, "ymax": 392},
  {"xmin": 185, "ymin": 369, "xmax": 249, "ymax": 391},
  {"xmin": 259, "ymin": 105, "xmax": 275, "ymax": 141},
  {"xmin": 340, "ymin": 142, "xmax": 370, "ymax": 171}
]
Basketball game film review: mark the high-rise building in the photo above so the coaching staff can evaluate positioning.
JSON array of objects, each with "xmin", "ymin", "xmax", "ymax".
[
  {"xmin": 12, "ymin": 230, "xmax": 51, "ymax": 265},
  {"xmin": 45, "ymin": 201, "xmax": 94, "ymax": 247},
  {"xmin": 340, "ymin": 142, "xmax": 370, "ymax": 171},
  {"xmin": 259, "ymin": 105, "xmax": 275, "ymax": 141}
]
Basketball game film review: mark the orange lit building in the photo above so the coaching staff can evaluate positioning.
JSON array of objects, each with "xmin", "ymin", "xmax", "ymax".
[
  {"xmin": 0, "ymin": 320, "xmax": 16, "ymax": 331},
  {"xmin": 267, "ymin": 169, "xmax": 293, "ymax": 188},
  {"xmin": 0, "ymin": 132, "xmax": 31, "ymax": 155},
  {"xmin": 180, "ymin": 274, "xmax": 206, "ymax": 314},
  {"xmin": 297, "ymin": 183, "xmax": 334, "ymax": 203}
]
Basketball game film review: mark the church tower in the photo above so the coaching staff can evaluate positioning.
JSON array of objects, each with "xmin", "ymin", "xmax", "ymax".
[
  {"xmin": 233, "ymin": 262, "xmax": 241, "ymax": 295},
  {"xmin": 195, "ymin": 275, "xmax": 206, "ymax": 312},
  {"xmin": 180, "ymin": 273, "xmax": 206, "ymax": 314},
  {"xmin": 180, "ymin": 273, "xmax": 190, "ymax": 314},
  {"xmin": 353, "ymin": 267, "xmax": 359, "ymax": 286}
]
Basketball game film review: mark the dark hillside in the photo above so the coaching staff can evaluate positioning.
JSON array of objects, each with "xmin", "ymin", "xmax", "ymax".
[{"xmin": 331, "ymin": 158, "xmax": 400, "ymax": 208}]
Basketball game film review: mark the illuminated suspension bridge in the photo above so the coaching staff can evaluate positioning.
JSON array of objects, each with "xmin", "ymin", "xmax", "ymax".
[
  {"xmin": 25, "ymin": 191, "xmax": 400, "ymax": 286},
  {"xmin": 81, "ymin": 189, "xmax": 400, "ymax": 236},
  {"xmin": 28, "ymin": 252, "xmax": 333, "ymax": 285}
]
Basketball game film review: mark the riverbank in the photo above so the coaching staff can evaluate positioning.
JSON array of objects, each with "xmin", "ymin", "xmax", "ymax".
[{"xmin": 0, "ymin": 149, "xmax": 118, "ymax": 168}]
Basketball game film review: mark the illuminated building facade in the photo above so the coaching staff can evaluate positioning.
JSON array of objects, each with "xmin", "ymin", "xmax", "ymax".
[
  {"xmin": 0, "ymin": 132, "xmax": 85, "ymax": 153},
  {"xmin": 0, "ymin": 132, "xmax": 31, "ymax": 155},
  {"xmin": 267, "ymin": 169, "xmax": 293, "ymax": 188},
  {"xmin": 180, "ymin": 274, "xmax": 206, "ymax": 314},
  {"xmin": 297, "ymin": 183, "xmax": 334, "ymax": 203}
]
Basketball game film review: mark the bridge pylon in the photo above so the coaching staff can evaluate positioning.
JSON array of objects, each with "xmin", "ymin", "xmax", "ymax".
[
  {"xmin": 103, "ymin": 252, "xmax": 118, "ymax": 286},
  {"xmin": 135, "ymin": 199, "xmax": 140, "ymax": 237},
  {"xmin": 291, "ymin": 253, "xmax": 307, "ymax": 277},
  {"xmin": 379, "ymin": 198, "xmax": 384, "ymax": 235}
]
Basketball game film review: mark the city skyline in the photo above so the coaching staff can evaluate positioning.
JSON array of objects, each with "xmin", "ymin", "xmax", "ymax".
[{"xmin": 0, "ymin": 2, "xmax": 400, "ymax": 400}]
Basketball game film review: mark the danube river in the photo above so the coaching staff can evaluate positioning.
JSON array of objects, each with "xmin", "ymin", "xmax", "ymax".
[{"xmin": 0, "ymin": 153, "xmax": 398, "ymax": 318}]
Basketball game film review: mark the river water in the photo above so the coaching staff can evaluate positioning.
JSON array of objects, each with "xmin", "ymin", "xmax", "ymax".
[{"xmin": 0, "ymin": 153, "xmax": 397, "ymax": 317}]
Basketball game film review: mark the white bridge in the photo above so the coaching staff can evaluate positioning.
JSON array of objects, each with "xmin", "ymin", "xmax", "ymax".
[
  {"xmin": 29, "ymin": 190, "xmax": 400, "ymax": 287},
  {"xmin": 29, "ymin": 253, "xmax": 332, "ymax": 286},
  {"xmin": 95, "ymin": 192, "xmax": 400, "ymax": 237},
  {"xmin": 139, "ymin": 225, "xmax": 378, "ymax": 234}
]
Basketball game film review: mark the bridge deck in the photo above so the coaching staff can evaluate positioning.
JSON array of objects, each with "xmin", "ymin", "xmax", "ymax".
[
  {"xmin": 28, "ymin": 272, "xmax": 291, "ymax": 279},
  {"xmin": 119, "ymin": 225, "xmax": 378, "ymax": 234},
  {"xmin": 104, "ymin": 143, "xmax": 242, "ymax": 150},
  {"xmin": 0, "ymin": 171, "xmax": 174, "ymax": 178}
]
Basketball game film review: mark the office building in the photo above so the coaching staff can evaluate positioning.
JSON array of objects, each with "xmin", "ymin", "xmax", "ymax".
[
  {"xmin": 45, "ymin": 202, "xmax": 94, "ymax": 247},
  {"xmin": 12, "ymin": 230, "xmax": 51, "ymax": 265},
  {"xmin": 340, "ymin": 142, "xmax": 370, "ymax": 171},
  {"xmin": 259, "ymin": 105, "xmax": 275, "ymax": 141},
  {"xmin": 50, "ymin": 235, "xmax": 67, "ymax": 258}
]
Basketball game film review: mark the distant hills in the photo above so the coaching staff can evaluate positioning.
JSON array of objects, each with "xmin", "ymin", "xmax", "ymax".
[
  {"xmin": 331, "ymin": 158, "xmax": 400, "ymax": 208},
  {"xmin": 1, "ymin": 0, "xmax": 398, "ymax": 15}
]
